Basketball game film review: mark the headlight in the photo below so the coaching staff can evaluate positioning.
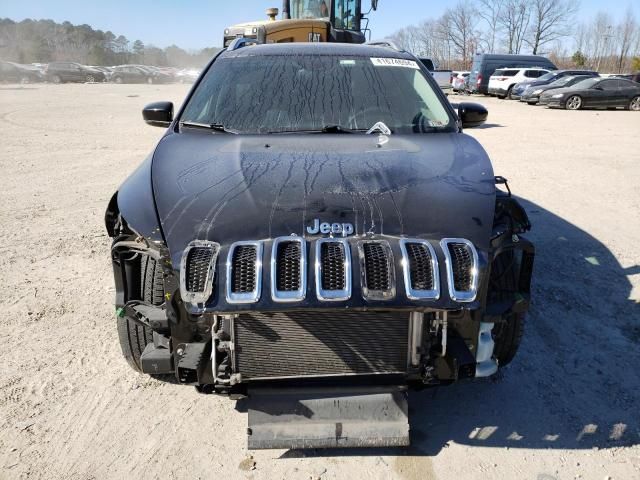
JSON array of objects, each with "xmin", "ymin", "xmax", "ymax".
[
  {"xmin": 552, "ymin": 93, "xmax": 564, "ymax": 98},
  {"xmin": 533, "ymin": 89, "xmax": 543, "ymax": 95}
]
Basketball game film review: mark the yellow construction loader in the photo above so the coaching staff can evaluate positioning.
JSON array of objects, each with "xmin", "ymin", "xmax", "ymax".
[{"xmin": 223, "ymin": 0, "xmax": 379, "ymax": 47}]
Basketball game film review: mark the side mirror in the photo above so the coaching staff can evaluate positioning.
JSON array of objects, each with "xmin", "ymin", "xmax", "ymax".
[
  {"xmin": 371, "ymin": 0, "xmax": 378, "ymax": 10},
  {"xmin": 594, "ymin": 86, "xmax": 603, "ymax": 90},
  {"xmin": 143, "ymin": 101, "xmax": 173, "ymax": 127},
  {"xmin": 452, "ymin": 102, "xmax": 488, "ymax": 128}
]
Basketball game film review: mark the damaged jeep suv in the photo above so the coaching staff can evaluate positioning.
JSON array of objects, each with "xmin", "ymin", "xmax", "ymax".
[{"xmin": 106, "ymin": 42, "xmax": 534, "ymax": 449}]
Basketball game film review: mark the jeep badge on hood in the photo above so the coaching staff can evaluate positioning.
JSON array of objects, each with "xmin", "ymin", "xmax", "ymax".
[{"xmin": 306, "ymin": 218, "xmax": 354, "ymax": 237}]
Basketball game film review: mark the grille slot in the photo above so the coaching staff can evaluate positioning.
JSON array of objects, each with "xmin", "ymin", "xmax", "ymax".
[
  {"xmin": 321, "ymin": 242, "xmax": 345, "ymax": 290},
  {"xmin": 360, "ymin": 241, "xmax": 395, "ymax": 300},
  {"xmin": 399, "ymin": 239, "xmax": 439, "ymax": 300},
  {"xmin": 316, "ymin": 239, "xmax": 351, "ymax": 301},
  {"xmin": 233, "ymin": 311, "xmax": 409, "ymax": 380},
  {"xmin": 226, "ymin": 241, "xmax": 262, "ymax": 304},
  {"xmin": 186, "ymin": 248, "xmax": 214, "ymax": 293},
  {"xmin": 406, "ymin": 243, "xmax": 434, "ymax": 290},
  {"xmin": 180, "ymin": 241, "xmax": 220, "ymax": 305},
  {"xmin": 441, "ymin": 238, "xmax": 478, "ymax": 302},
  {"xmin": 231, "ymin": 246, "xmax": 257, "ymax": 293},
  {"xmin": 271, "ymin": 237, "xmax": 306, "ymax": 302},
  {"xmin": 449, "ymin": 244, "xmax": 473, "ymax": 291},
  {"xmin": 276, "ymin": 241, "xmax": 301, "ymax": 291}
]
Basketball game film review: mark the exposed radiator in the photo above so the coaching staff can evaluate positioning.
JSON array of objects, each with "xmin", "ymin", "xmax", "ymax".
[{"xmin": 233, "ymin": 311, "xmax": 409, "ymax": 380}]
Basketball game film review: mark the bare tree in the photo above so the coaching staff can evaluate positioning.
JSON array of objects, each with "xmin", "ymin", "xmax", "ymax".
[
  {"xmin": 442, "ymin": 0, "xmax": 478, "ymax": 68},
  {"xmin": 526, "ymin": 0, "xmax": 579, "ymax": 54},
  {"xmin": 615, "ymin": 7, "xmax": 638, "ymax": 72},
  {"xmin": 499, "ymin": 0, "xmax": 531, "ymax": 53},
  {"xmin": 476, "ymin": 0, "xmax": 504, "ymax": 52}
]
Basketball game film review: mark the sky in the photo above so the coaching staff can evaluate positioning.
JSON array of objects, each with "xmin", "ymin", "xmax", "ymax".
[{"xmin": 0, "ymin": 0, "xmax": 634, "ymax": 50}]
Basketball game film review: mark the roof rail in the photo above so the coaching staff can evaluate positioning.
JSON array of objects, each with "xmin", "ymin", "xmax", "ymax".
[
  {"xmin": 367, "ymin": 40, "xmax": 402, "ymax": 51},
  {"xmin": 227, "ymin": 37, "xmax": 257, "ymax": 51}
]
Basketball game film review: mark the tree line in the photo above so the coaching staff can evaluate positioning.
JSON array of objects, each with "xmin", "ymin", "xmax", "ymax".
[
  {"xmin": 387, "ymin": 0, "xmax": 640, "ymax": 72},
  {"xmin": 0, "ymin": 18, "xmax": 221, "ymax": 67}
]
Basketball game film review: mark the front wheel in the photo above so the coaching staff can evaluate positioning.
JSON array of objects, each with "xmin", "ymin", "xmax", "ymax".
[
  {"xmin": 20, "ymin": 76, "xmax": 30, "ymax": 84},
  {"xmin": 565, "ymin": 95, "xmax": 582, "ymax": 110},
  {"xmin": 51, "ymin": 75, "xmax": 61, "ymax": 84},
  {"xmin": 488, "ymin": 250, "xmax": 526, "ymax": 367},
  {"xmin": 507, "ymin": 86, "xmax": 515, "ymax": 100},
  {"xmin": 117, "ymin": 255, "xmax": 165, "ymax": 372},
  {"xmin": 629, "ymin": 96, "xmax": 640, "ymax": 111},
  {"xmin": 147, "ymin": 77, "xmax": 153, "ymax": 84},
  {"xmin": 114, "ymin": 76, "xmax": 123, "ymax": 84},
  {"xmin": 86, "ymin": 74, "xmax": 95, "ymax": 83}
]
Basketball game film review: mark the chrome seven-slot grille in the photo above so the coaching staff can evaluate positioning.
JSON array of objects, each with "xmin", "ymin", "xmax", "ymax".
[{"xmin": 183, "ymin": 237, "xmax": 479, "ymax": 304}]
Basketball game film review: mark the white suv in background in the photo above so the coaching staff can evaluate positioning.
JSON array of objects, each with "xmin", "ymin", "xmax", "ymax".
[{"xmin": 488, "ymin": 68, "xmax": 550, "ymax": 99}]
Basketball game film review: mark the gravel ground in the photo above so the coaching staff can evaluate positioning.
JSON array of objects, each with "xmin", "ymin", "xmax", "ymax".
[{"xmin": 1, "ymin": 83, "xmax": 639, "ymax": 480}]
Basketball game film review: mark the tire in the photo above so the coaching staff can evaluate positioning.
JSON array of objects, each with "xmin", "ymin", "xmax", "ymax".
[
  {"xmin": 86, "ymin": 75, "xmax": 95, "ymax": 83},
  {"xmin": 488, "ymin": 250, "xmax": 525, "ymax": 367},
  {"xmin": 51, "ymin": 75, "xmax": 61, "ymax": 84},
  {"xmin": 497, "ymin": 95, "xmax": 505, "ymax": 99},
  {"xmin": 629, "ymin": 96, "xmax": 640, "ymax": 111},
  {"xmin": 565, "ymin": 95, "xmax": 582, "ymax": 110},
  {"xmin": 507, "ymin": 86, "xmax": 515, "ymax": 100},
  {"xmin": 114, "ymin": 76, "xmax": 123, "ymax": 84},
  {"xmin": 117, "ymin": 255, "xmax": 165, "ymax": 372},
  {"xmin": 147, "ymin": 77, "xmax": 153, "ymax": 84},
  {"xmin": 20, "ymin": 76, "xmax": 30, "ymax": 84}
]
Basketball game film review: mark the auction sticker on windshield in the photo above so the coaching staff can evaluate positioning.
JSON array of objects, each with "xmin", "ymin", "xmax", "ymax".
[{"xmin": 370, "ymin": 58, "xmax": 420, "ymax": 69}]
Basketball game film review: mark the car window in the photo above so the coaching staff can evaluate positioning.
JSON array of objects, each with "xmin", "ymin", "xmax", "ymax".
[
  {"xmin": 599, "ymin": 80, "xmax": 619, "ymax": 90},
  {"xmin": 537, "ymin": 72, "xmax": 556, "ymax": 82},
  {"xmin": 182, "ymin": 54, "xmax": 455, "ymax": 134},
  {"xmin": 525, "ymin": 70, "xmax": 541, "ymax": 78},
  {"xmin": 494, "ymin": 69, "xmax": 518, "ymax": 77}
]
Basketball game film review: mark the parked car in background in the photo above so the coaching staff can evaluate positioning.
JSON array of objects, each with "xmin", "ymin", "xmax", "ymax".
[
  {"xmin": 511, "ymin": 69, "xmax": 599, "ymax": 100},
  {"xmin": 523, "ymin": 75, "xmax": 595, "ymax": 105},
  {"xmin": 45, "ymin": 62, "xmax": 106, "ymax": 83},
  {"xmin": 176, "ymin": 68, "xmax": 200, "ymax": 83},
  {"xmin": 0, "ymin": 61, "xmax": 44, "ymax": 83},
  {"xmin": 451, "ymin": 71, "xmax": 469, "ymax": 92},
  {"xmin": 468, "ymin": 53, "xmax": 557, "ymax": 94},
  {"xmin": 632, "ymin": 72, "xmax": 640, "ymax": 83},
  {"xmin": 90, "ymin": 66, "xmax": 114, "ymax": 81},
  {"xmin": 488, "ymin": 67, "xmax": 550, "ymax": 99},
  {"xmin": 419, "ymin": 58, "xmax": 453, "ymax": 93},
  {"xmin": 111, "ymin": 65, "xmax": 156, "ymax": 84},
  {"xmin": 541, "ymin": 77, "xmax": 640, "ymax": 110},
  {"xmin": 135, "ymin": 65, "xmax": 174, "ymax": 83}
]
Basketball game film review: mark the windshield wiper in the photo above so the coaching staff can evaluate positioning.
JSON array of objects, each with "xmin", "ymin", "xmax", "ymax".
[
  {"xmin": 320, "ymin": 125, "xmax": 356, "ymax": 133},
  {"xmin": 267, "ymin": 125, "xmax": 365, "ymax": 134},
  {"xmin": 180, "ymin": 121, "xmax": 238, "ymax": 134}
]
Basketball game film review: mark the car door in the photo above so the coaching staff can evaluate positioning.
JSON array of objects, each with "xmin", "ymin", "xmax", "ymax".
[
  {"xmin": 66, "ymin": 63, "xmax": 81, "ymax": 81},
  {"xmin": 0, "ymin": 62, "xmax": 13, "ymax": 81},
  {"xmin": 618, "ymin": 80, "xmax": 639, "ymax": 106},
  {"xmin": 597, "ymin": 79, "xmax": 623, "ymax": 107},
  {"xmin": 132, "ymin": 67, "xmax": 147, "ymax": 83}
]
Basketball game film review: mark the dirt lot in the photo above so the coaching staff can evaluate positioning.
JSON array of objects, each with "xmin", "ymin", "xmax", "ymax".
[{"xmin": 1, "ymin": 83, "xmax": 639, "ymax": 480}]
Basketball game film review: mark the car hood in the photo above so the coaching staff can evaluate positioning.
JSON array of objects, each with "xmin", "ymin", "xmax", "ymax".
[
  {"xmin": 519, "ymin": 80, "xmax": 547, "ymax": 89},
  {"xmin": 151, "ymin": 132, "xmax": 497, "ymax": 266},
  {"xmin": 539, "ymin": 86, "xmax": 579, "ymax": 97}
]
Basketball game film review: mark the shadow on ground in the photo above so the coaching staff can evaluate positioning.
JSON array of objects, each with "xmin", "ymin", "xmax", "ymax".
[{"xmin": 281, "ymin": 198, "xmax": 640, "ymax": 458}]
